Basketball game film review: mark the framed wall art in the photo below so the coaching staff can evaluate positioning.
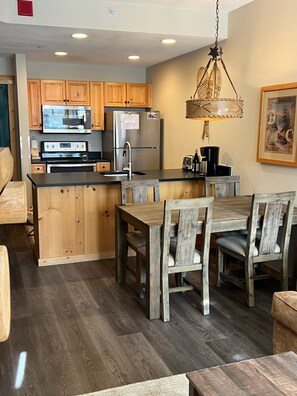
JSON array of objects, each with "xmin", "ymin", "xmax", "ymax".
[{"xmin": 257, "ymin": 82, "xmax": 297, "ymax": 167}]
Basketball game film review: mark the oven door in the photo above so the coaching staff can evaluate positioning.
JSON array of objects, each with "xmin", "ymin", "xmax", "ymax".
[{"xmin": 47, "ymin": 163, "xmax": 97, "ymax": 173}]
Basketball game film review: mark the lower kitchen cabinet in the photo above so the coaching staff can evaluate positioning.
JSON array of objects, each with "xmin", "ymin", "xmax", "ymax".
[
  {"xmin": 32, "ymin": 184, "xmax": 121, "ymax": 265},
  {"xmin": 31, "ymin": 164, "xmax": 46, "ymax": 174},
  {"xmin": 30, "ymin": 179, "xmax": 203, "ymax": 266},
  {"xmin": 96, "ymin": 162, "xmax": 110, "ymax": 172}
]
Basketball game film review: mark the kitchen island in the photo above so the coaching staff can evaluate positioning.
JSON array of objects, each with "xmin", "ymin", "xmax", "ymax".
[{"xmin": 28, "ymin": 169, "xmax": 206, "ymax": 266}]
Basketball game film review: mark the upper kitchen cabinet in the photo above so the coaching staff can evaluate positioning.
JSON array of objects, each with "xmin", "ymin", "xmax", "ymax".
[
  {"xmin": 104, "ymin": 82, "xmax": 151, "ymax": 108},
  {"xmin": 90, "ymin": 82, "xmax": 104, "ymax": 130},
  {"xmin": 127, "ymin": 83, "xmax": 152, "ymax": 108},
  {"xmin": 41, "ymin": 80, "xmax": 90, "ymax": 105},
  {"xmin": 27, "ymin": 79, "xmax": 42, "ymax": 130}
]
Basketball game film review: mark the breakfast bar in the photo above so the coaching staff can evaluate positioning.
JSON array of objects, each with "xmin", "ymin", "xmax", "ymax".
[{"xmin": 27, "ymin": 169, "xmax": 206, "ymax": 266}]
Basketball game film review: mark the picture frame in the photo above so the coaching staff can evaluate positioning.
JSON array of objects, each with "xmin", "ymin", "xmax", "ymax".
[{"xmin": 257, "ymin": 82, "xmax": 297, "ymax": 167}]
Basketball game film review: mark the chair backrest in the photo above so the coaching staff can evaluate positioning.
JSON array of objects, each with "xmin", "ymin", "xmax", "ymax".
[
  {"xmin": 161, "ymin": 197, "xmax": 214, "ymax": 268},
  {"xmin": 246, "ymin": 191, "xmax": 296, "ymax": 258},
  {"xmin": 204, "ymin": 176, "xmax": 240, "ymax": 198},
  {"xmin": 121, "ymin": 179, "xmax": 160, "ymax": 204}
]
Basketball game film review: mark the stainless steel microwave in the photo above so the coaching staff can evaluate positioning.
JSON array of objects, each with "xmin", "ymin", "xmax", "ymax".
[{"xmin": 42, "ymin": 105, "xmax": 92, "ymax": 133}]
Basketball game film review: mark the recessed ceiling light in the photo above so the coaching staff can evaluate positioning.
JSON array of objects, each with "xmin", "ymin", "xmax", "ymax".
[
  {"xmin": 128, "ymin": 55, "xmax": 140, "ymax": 60},
  {"xmin": 54, "ymin": 51, "xmax": 68, "ymax": 56},
  {"xmin": 161, "ymin": 38, "xmax": 176, "ymax": 45},
  {"xmin": 71, "ymin": 33, "xmax": 88, "ymax": 39}
]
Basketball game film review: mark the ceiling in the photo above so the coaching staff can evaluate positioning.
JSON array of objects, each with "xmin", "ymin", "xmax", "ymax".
[{"xmin": 0, "ymin": 0, "xmax": 254, "ymax": 67}]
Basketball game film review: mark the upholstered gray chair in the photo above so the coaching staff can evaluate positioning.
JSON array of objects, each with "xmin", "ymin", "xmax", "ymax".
[{"xmin": 216, "ymin": 191, "xmax": 296, "ymax": 307}]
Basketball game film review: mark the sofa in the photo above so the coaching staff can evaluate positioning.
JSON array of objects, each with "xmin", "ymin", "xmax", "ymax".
[{"xmin": 271, "ymin": 291, "xmax": 297, "ymax": 354}]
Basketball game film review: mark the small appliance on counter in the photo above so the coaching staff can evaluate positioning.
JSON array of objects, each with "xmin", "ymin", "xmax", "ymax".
[
  {"xmin": 182, "ymin": 155, "xmax": 194, "ymax": 170},
  {"xmin": 200, "ymin": 146, "xmax": 220, "ymax": 176}
]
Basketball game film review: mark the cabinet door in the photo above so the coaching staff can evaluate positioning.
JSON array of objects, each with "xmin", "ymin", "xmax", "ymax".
[
  {"xmin": 66, "ymin": 81, "xmax": 90, "ymax": 105},
  {"xmin": 41, "ymin": 80, "xmax": 66, "ymax": 105},
  {"xmin": 90, "ymin": 82, "xmax": 104, "ymax": 130},
  {"xmin": 126, "ymin": 83, "xmax": 148, "ymax": 107},
  {"xmin": 96, "ymin": 162, "xmax": 110, "ymax": 172},
  {"xmin": 27, "ymin": 80, "xmax": 42, "ymax": 130},
  {"xmin": 31, "ymin": 164, "xmax": 46, "ymax": 174},
  {"xmin": 104, "ymin": 82, "xmax": 126, "ymax": 107}
]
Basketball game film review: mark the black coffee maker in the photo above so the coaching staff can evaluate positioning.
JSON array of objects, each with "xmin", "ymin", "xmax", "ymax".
[{"xmin": 200, "ymin": 146, "xmax": 220, "ymax": 176}]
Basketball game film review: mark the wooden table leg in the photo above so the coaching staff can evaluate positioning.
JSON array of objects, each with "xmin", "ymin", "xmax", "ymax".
[
  {"xmin": 115, "ymin": 206, "xmax": 128, "ymax": 284},
  {"xmin": 146, "ymin": 224, "xmax": 161, "ymax": 320},
  {"xmin": 189, "ymin": 384, "xmax": 198, "ymax": 396}
]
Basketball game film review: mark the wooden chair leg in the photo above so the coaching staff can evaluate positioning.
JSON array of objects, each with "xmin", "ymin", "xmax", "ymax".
[
  {"xmin": 135, "ymin": 253, "xmax": 142, "ymax": 298},
  {"xmin": 217, "ymin": 246, "xmax": 224, "ymax": 287},
  {"xmin": 201, "ymin": 264, "xmax": 210, "ymax": 315},
  {"xmin": 161, "ymin": 270, "xmax": 170, "ymax": 322},
  {"xmin": 245, "ymin": 258, "xmax": 255, "ymax": 307},
  {"xmin": 281, "ymin": 257, "xmax": 289, "ymax": 291},
  {"xmin": 136, "ymin": 254, "xmax": 146, "ymax": 299},
  {"xmin": 175, "ymin": 272, "xmax": 185, "ymax": 287}
]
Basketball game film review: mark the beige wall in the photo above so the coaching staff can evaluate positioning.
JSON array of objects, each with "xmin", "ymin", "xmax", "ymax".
[{"xmin": 147, "ymin": 0, "xmax": 297, "ymax": 197}]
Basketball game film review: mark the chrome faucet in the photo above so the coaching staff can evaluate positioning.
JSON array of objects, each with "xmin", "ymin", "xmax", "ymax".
[{"xmin": 123, "ymin": 141, "xmax": 132, "ymax": 180}]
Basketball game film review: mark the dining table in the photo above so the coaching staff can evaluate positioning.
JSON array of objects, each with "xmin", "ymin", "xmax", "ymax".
[{"xmin": 115, "ymin": 195, "xmax": 297, "ymax": 320}]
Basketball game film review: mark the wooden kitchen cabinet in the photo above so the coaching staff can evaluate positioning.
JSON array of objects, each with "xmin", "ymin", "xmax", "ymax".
[
  {"xmin": 96, "ymin": 162, "xmax": 110, "ymax": 172},
  {"xmin": 31, "ymin": 164, "xmax": 46, "ymax": 174},
  {"xmin": 104, "ymin": 82, "xmax": 151, "ymax": 108},
  {"xmin": 104, "ymin": 82, "xmax": 126, "ymax": 107},
  {"xmin": 29, "ymin": 178, "xmax": 203, "ymax": 266},
  {"xmin": 127, "ymin": 83, "xmax": 151, "ymax": 107},
  {"xmin": 27, "ymin": 80, "xmax": 42, "ymax": 130},
  {"xmin": 90, "ymin": 82, "xmax": 104, "ymax": 130},
  {"xmin": 41, "ymin": 80, "xmax": 90, "ymax": 105}
]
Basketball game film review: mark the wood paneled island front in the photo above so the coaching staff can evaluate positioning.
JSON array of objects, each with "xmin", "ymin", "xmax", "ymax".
[{"xmin": 27, "ymin": 170, "xmax": 205, "ymax": 266}]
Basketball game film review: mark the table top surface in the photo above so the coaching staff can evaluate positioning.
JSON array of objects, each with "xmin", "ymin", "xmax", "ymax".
[
  {"xmin": 117, "ymin": 196, "xmax": 297, "ymax": 232},
  {"xmin": 186, "ymin": 351, "xmax": 297, "ymax": 395}
]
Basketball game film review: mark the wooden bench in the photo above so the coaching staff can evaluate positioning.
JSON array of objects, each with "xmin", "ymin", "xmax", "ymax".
[
  {"xmin": 0, "ymin": 147, "xmax": 27, "ymax": 224},
  {"xmin": 0, "ymin": 245, "xmax": 10, "ymax": 342}
]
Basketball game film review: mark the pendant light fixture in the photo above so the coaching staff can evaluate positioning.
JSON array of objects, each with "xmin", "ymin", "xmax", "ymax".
[{"xmin": 186, "ymin": 0, "xmax": 243, "ymax": 139}]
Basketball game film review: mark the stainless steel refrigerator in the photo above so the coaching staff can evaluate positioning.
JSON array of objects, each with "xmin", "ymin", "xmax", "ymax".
[{"xmin": 102, "ymin": 111, "xmax": 161, "ymax": 171}]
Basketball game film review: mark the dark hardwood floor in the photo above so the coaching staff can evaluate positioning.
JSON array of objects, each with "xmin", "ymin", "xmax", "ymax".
[{"xmin": 0, "ymin": 224, "xmax": 280, "ymax": 395}]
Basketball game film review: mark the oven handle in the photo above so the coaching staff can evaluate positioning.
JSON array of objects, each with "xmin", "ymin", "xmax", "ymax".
[{"xmin": 47, "ymin": 163, "xmax": 97, "ymax": 173}]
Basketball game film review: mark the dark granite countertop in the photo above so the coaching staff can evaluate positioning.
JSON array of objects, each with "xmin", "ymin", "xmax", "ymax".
[{"xmin": 27, "ymin": 169, "xmax": 205, "ymax": 187}]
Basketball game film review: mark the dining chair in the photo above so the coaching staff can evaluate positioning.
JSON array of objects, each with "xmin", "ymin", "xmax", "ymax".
[
  {"xmin": 203, "ymin": 175, "xmax": 241, "ymax": 247},
  {"xmin": 216, "ymin": 191, "xmax": 296, "ymax": 307},
  {"xmin": 204, "ymin": 175, "xmax": 240, "ymax": 198},
  {"xmin": 139, "ymin": 196, "xmax": 214, "ymax": 321},
  {"xmin": 120, "ymin": 179, "xmax": 160, "ymax": 297}
]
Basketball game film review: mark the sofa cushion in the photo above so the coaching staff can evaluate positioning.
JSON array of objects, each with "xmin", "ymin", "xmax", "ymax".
[{"xmin": 271, "ymin": 291, "xmax": 297, "ymax": 335}]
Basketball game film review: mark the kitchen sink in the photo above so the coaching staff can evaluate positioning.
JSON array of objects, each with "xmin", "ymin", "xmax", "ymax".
[{"xmin": 102, "ymin": 171, "xmax": 146, "ymax": 177}]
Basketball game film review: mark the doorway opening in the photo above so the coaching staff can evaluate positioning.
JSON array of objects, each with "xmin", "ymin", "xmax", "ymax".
[{"xmin": 0, "ymin": 76, "xmax": 20, "ymax": 179}]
